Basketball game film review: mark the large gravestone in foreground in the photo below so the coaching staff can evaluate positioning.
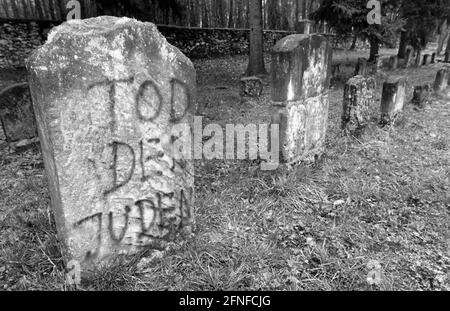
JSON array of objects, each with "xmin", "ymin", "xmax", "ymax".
[
  {"xmin": 27, "ymin": 17, "xmax": 195, "ymax": 271},
  {"xmin": 271, "ymin": 34, "xmax": 332, "ymax": 164}
]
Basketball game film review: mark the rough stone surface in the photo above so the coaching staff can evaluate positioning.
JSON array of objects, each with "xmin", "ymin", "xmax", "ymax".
[
  {"xmin": 434, "ymin": 68, "xmax": 449, "ymax": 93},
  {"xmin": 0, "ymin": 82, "xmax": 38, "ymax": 142},
  {"xmin": 271, "ymin": 34, "xmax": 332, "ymax": 102},
  {"xmin": 445, "ymin": 52, "xmax": 450, "ymax": 63},
  {"xmin": 240, "ymin": 76, "xmax": 263, "ymax": 97},
  {"xmin": 270, "ymin": 34, "xmax": 331, "ymax": 164},
  {"xmin": 341, "ymin": 75, "xmax": 376, "ymax": 137},
  {"xmin": 412, "ymin": 85, "xmax": 431, "ymax": 108},
  {"xmin": 27, "ymin": 17, "xmax": 196, "ymax": 271},
  {"xmin": 271, "ymin": 95, "xmax": 329, "ymax": 163},
  {"xmin": 380, "ymin": 76, "xmax": 407, "ymax": 124}
]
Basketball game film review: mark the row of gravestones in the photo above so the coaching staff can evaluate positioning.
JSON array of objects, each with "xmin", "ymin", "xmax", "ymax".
[
  {"xmin": 0, "ymin": 17, "xmax": 447, "ymax": 277},
  {"xmin": 342, "ymin": 64, "xmax": 450, "ymax": 138},
  {"xmin": 332, "ymin": 49, "xmax": 439, "ymax": 81}
]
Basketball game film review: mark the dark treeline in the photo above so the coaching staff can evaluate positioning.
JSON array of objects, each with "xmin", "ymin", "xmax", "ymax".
[{"xmin": 0, "ymin": 0, "xmax": 321, "ymax": 30}]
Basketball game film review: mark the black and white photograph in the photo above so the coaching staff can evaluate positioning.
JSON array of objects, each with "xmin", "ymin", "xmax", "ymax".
[{"xmin": 0, "ymin": 0, "xmax": 449, "ymax": 295}]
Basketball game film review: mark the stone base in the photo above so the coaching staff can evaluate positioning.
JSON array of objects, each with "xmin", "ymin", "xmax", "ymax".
[
  {"xmin": 240, "ymin": 76, "xmax": 263, "ymax": 97},
  {"xmin": 271, "ymin": 94, "xmax": 329, "ymax": 164}
]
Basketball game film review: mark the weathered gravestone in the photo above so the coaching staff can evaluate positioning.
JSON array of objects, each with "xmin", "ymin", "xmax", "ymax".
[
  {"xmin": 27, "ymin": 17, "xmax": 196, "ymax": 272},
  {"xmin": 422, "ymin": 54, "xmax": 431, "ymax": 66},
  {"xmin": 270, "ymin": 34, "xmax": 332, "ymax": 164},
  {"xmin": 354, "ymin": 58, "xmax": 368, "ymax": 76},
  {"xmin": 412, "ymin": 85, "xmax": 431, "ymax": 108},
  {"xmin": 380, "ymin": 76, "xmax": 407, "ymax": 125},
  {"xmin": 434, "ymin": 68, "xmax": 450, "ymax": 93},
  {"xmin": 404, "ymin": 47, "xmax": 414, "ymax": 68},
  {"xmin": 0, "ymin": 82, "xmax": 38, "ymax": 143},
  {"xmin": 295, "ymin": 20, "xmax": 313, "ymax": 35},
  {"xmin": 389, "ymin": 55, "xmax": 398, "ymax": 70},
  {"xmin": 341, "ymin": 75, "xmax": 376, "ymax": 137},
  {"xmin": 414, "ymin": 50, "xmax": 423, "ymax": 67},
  {"xmin": 240, "ymin": 76, "xmax": 263, "ymax": 97}
]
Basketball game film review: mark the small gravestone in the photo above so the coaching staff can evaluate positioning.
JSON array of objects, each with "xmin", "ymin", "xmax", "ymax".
[
  {"xmin": 445, "ymin": 52, "xmax": 450, "ymax": 63},
  {"xmin": 380, "ymin": 76, "xmax": 407, "ymax": 125},
  {"xmin": 412, "ymin": 85, "xmax": 431, "ymax": 108},
  {"xmin": 414, "ymin": 50, "xmax": 423, "ymax": 67},
  {"xmin": 354, "ymin": 58, "xmax": 368, "ymax": 76},
  {"xmin": 431, "ymin": 53, "xmax": 436, "ymax": 64},
  {"xmin": 422, "ymin": 54, "xmax": 430, "ymax": 66},
  {"xmin": 332, "ymin": 63, "xmax": 341, "ymax": 79},
  {"xmin": 0, "ymin": 82, "xmax": 38, "ymax": 144},
  {"xmin": 27, "ymin": 17, "xmax": 196, "ymax": 272},
  {"xmin": 341, "ymin": 75, "xmax": 376, "ymax": 137},
  {"xmin": 271, "ymin": 34, "xmax": 332, "ymax": 164},
  {"xmin": 240, "ymin": 76, "xmax": 263, "ymax": 97},
  {"xmin": 389, "ymin": 55, "xmax": 398, "ymax": 70},
  {"xmin": 295, "ymin": 20, "xmax": 312, "ymax": 34},
  {"xmin": 434, "ymin": 68, "xmax": 450, "ymax": 92},
  {"xmin": 404, "ymin": 47, "xmax": 414, "ymax": 68}
]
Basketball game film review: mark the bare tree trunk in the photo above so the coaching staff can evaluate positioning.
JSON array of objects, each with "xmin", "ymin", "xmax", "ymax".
[
  {"xmin": 246, "ymin": 0, "xmax": 266, "ymax": 76},
  {"xmin": 245, "ymin": 0, "xmax": 249, "ymax": 28},
  {"xmin": 267, "ymin": 0, "xmax": 278, "ymax": 30},
  {"xmin": 228, "ymin": 0, "xmax": 234, "ymax": 28},
  {"xmin": 369, "ymin": 36, "xmax": 380, "ymax": 62}
]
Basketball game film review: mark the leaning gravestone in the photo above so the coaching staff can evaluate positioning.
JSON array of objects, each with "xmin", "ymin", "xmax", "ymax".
[
  {"xmin": 270, "ymin": 34, "xmax": 332, "ymax": 164},
  {"xmin": 380, "ymin": 76, "xmax": 407, "ymax": 125},
  {"xmin": 0, "ymin": 82, "xmax": 38, "ymax": 143},
  {"xmin": 27, "ymin": 17, "xmax": 196, "ymax": 272},
  {"xmin": 342, "ymin": 75, "xmax": 376, "ymax": 137},
  {"xmin": 404, "ymin": 47, "xmax": 414, "ymax": 68}
]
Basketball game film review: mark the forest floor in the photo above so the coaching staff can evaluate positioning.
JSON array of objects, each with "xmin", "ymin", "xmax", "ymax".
[{"xmin": 0, "ymin": 49, "xmax": 449, "ymax": 290}]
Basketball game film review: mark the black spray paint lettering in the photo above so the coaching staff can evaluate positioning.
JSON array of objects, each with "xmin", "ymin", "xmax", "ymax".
[
  {"xmin": 73, "ymin": 212, "xmax": 103, "ymax": 260},
  {"xmin": 88, "ymin": 76, "xmax": 191, "ymax": 128},
  {"xmin": 104, "ymin": 141, "xmax": 135, "ymax": 196},
  {"xmin": 104, "ymin": 139, "xmax": 165, "ymax": 196},
  {"xmin": 73, "ymin": 189, "xmax": 191, "ymax": 260},
  {"xmin": 88, "ymin": 77, "xmax": 134, "ymax": 133}
]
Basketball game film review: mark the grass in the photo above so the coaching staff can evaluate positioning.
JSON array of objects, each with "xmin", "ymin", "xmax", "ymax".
[{"xmin": 0, "ymin": 50, "xmax": 449, "ymax": 291}]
